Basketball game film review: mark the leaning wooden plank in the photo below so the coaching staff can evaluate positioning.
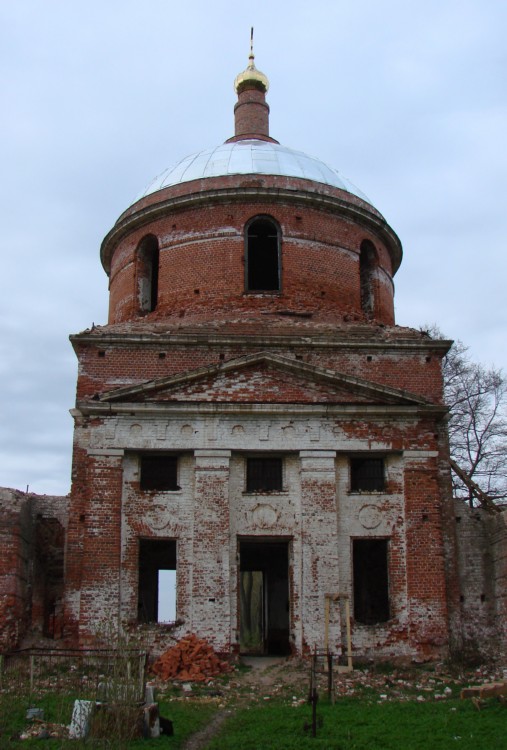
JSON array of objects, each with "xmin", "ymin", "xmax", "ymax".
[{"xmin": 460, "ymin": 682, "xmax": 507, "ymax": 700}]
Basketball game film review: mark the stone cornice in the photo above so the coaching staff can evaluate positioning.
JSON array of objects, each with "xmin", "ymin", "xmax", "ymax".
[
  {"xmin": 100, "ymin": 183, "xmax": 402, "ymax": 276},
  {"xmin": 70, "ymin": 331, "xmax": 452, "ymax": 354},
  {"xmin": 74, "ymin": 401, "xmax": 448, "ymax": 419}
]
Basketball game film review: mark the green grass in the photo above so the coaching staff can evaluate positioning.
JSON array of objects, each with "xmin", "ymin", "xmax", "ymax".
[
  {"xmin": 2, "ymin": 672, "xmax": 507, "ymax": 749},
  {"xmin": 206, "ymin": 697, "xmax": 507, "ymax": 750},
  {"xmin": 0, "ymin": 691, "xmax": 216, "ymax": 748},
  {"xmin": 2, "ymin": 693, "xmax": 507, "ymax": 749}
]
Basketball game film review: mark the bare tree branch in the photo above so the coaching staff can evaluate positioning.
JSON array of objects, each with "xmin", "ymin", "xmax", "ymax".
[{"xmin": 427, "ymin": 326, "xmax": 507, "ymax": 506}]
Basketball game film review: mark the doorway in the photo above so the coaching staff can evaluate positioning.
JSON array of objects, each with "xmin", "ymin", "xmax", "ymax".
[
  {"xmin": 239, "ymin": 539, "xmax": 290, "ymax": 655},
  {"xmin": 138, "ymin": 539, "xmax": 176, "ymax": 623}
]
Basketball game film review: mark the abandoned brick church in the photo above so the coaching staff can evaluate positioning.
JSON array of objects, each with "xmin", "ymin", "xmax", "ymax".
[{"xmin": 2, "ymin": 48, "xmax": 506, "ymax": 661}]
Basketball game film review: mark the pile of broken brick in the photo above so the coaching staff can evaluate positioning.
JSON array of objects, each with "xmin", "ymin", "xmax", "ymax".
[{"xmin": 151, "ymin": 633, "xmax": 233, "ymax": 682}]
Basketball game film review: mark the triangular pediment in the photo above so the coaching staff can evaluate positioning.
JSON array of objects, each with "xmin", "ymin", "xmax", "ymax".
[{"xmin": 98, "ymin": 352, "xmax": 429, "ymax": 407}]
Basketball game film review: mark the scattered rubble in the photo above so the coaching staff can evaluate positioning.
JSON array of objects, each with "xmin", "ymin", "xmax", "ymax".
[
  {"xmin": 188, "ymin": 659, "xmax": 507, "ymax": 707},
  {"xmin": 151, "ymin": 634, "xmax": 232, "ymax": 682},
  {"xmin": 17, "ymin": 720, "xmax": 69, "ymax": 741}
]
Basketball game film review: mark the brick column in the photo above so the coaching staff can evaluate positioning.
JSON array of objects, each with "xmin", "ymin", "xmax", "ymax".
[
  {"xmin": 299, "ymin": 451, "xmax": 340, "ymax": 652},
  {"xmin": 191, "ymin": 450, "xmax": 231, "ymax": 651},
  {"xmin": 233, "ymin": 88, "xmax": 270, "ymax": 139},
  {"xmin": 71, "ymin": 449, "xmax": 124, "ymax": 644},
  {"xmin": 404, "ymin": 455, "xmax": 449, "ymax": 658}
]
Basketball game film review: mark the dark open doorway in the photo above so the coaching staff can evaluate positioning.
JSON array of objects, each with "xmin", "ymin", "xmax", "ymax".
[
  {"xmin": 239, "ymin": 539, "xmax": 290, "ymax": 655},
  {"xmin": 138, "ymin": 539, "xmax": 176, "ymax": 623},
  {"xmin": 352, "ymin": 538, "xmax": 390, "ymax": 624}
]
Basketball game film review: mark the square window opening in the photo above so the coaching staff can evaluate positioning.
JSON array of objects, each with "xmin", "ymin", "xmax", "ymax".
[
  {"xmin": 138, "ymin": 539, "xmax": 176, "ymax": 623},
  {"xmin": 350, "ymin": 457, "xmax": 385, "ymax": 492},
  {"xmin": 140, "ymin": 455, "xmax": 180, "ymax": 491},
  {"xmin": 246, "ymin": 457, "xmax": 283, "ymax": 492}
]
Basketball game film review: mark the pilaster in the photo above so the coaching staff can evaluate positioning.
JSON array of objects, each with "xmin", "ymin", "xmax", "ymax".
[
  {"xmin": 299, "ymin": 451, "xmax": 340, "ymax": 652},
  {"xmin": 191, "ymin": 450, "xmax": 231, "ymax": 650}
]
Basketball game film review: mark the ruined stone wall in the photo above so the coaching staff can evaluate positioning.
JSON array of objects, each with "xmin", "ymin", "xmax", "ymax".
[
  {"xmin": 0, "ymin": 490, "xmax": 32, "ymax": 651},
  {"xmin": 64, "ymin": 402, "xmax": 454, "ymax": 661},
  {"xmin": 58, "ymin": 140, "xmax": 502, "ymax": 661},
  {"xmin": 0, "ymin": 489, "xmax": 68, "ymax": 651},
  {"xmin": 452, "ymin": 501, "xmax": 502, "ymax": 661},
  {"xmin": 489, "ymin": 510, "xmax": 507, "ymax": 656}
]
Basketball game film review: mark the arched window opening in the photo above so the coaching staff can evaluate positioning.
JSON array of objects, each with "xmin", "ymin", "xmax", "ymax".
[
  {"xmin": 137, "ymin": 235, "xmax": 160, "ymax": 313},
  {"xmin": 359, "ymin": 240, "xmax": 378, "ymax": 318},
  {"xmin": 246, "ymin": 218, "xmax": 280, "ymax": 292}
]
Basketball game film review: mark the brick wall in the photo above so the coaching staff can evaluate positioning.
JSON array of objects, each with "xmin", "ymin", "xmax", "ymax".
[
  {"xmin": 105, "ymin": 178, "xmax": 398, "ymax": 326},
  {"xmin": 0, "ymin": 489, "xmax": 68, "ymax": 651},
  {"xmin": 71, "ymin": 335, "xmax": 446, "ymax": 403},
  {"xmin": 65, "ymin": 396, "xmax": 456, "ymax": 661},
  {"xmin": 490, "ymin": 511, "xmax": 507, "ymax": 654}
]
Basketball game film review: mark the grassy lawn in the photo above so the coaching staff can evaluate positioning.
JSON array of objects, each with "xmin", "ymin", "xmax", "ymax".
[
  {"xmin": 2, "ymin": 692, "xmax": 506, "ymax": 748},
  {"xmin": 0, "ymin": 691, "xmax": 216, "ymax": 748},
  {"xmin": 3, "ymin": 660, "xmax": 507, "ymax": 749},
  {"xmin": 207, "ymin": 697, "xmax": 507, "ymax": 750}
]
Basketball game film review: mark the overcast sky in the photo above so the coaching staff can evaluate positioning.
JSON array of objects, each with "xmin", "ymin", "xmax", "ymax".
[{"xmin": 1, "ymin": 0, "xmax": 505, "ymax": 496}]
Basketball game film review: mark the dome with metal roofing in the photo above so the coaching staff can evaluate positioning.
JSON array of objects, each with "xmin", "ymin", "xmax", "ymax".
[
  {"xmin": 128, "ymin": 36, "xmax": 376, "ymax": 212},
  {"xmin": 101, "ymin": 38, "xmax": 402, "ymax": 325},
  {"xmin": 136, "ymin": 139, "xmax": 373, "ymax": 206}
]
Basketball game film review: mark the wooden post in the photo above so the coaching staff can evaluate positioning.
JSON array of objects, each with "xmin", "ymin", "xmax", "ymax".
[
  {"xmin": 327, "ymin": 651, "xmax": 334, "ymax": 703},
  {"xmin": 139, "ymin": 652, "xmax": 146, "ymax": 701},
  {"xmin": 324, "ymin": 595, "xmax": 330, "ymax": 653},
  {"xmin": 344, "ymin": 598, "xmax": 353, "ymax": 670},
  {"xmin": 311, "ymin": 687, "xmax": 318, "ymax": 738}
]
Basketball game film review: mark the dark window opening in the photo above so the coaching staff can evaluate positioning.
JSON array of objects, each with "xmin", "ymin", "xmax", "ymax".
[
  {"xmin": 359, "ymin": 240, "xmax": 377, "ymax": 317},
  {"xmin": 138, "ymin": 539, "xmax": 176, "ymax": 623},
  {"xmin": 36, "ymin": 518, "xmax": 65, "ymax": 639},
  {"xmin": 239, "ymin": 539, "xmax": 290, "ymax": 655},
  {"xmin": 140, "ymin": 455, "xmax": 179, "ymax": 491},
  {"xmin": 350, "ymin": 457, "xmax": 385, "ymax": 492},
  {"xmin": 353, "ymin": 539, "xmax": 390, "ymax": 624},
  {"xmin": 246, "ymin": 218, "xmax": 280, "ymax": 292},
  {"xmin": 137, "ymin": 235, "xmax": 160, "ymax": 313},
  {"xmin": 246, "ymin": 457, "xmax": 283, "ymax": 492}
]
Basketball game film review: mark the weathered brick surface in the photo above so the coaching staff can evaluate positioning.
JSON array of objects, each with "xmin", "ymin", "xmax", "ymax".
[
  {"xmin": 0, "ymin": 489, "xmax": 68, "ymax": 651},
  {"xmin": 232, "ymin": 88, "xmax": 271, "ymax": 139},
  {"xmin": 62, "ymin": 143, "xmax": 458, "ymax": 658},
  {"xmin": 62, "ymin": 392, "xmax": 455, "ymax": 660},
  {"xmin": 70, "ymin": 333, "xmax": 447, "ymax": 403},
  {"xmin": 452, "ymin": 502, "xmax": 498, "ymax": 659},
  {"xmin": 490, "ymin": 511, "xmax": 507, "ymax": 654},
  {"xmin": 4, "ymin": 61, "xmax": 506, "ymax": 665},
  {"xmin": 106, "ymin": 194, "xmax": 396, "ymax": 326}
]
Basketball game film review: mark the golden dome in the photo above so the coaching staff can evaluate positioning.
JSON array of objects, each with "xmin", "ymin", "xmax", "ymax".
[{"xmin": 234, "ymin": 30, "xmax": 269, "ymax": 94}]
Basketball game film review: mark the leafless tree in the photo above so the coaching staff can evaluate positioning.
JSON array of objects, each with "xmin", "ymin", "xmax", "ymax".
[{"xmin": 428, "ymin": 327, "xmax": 507, "ymax": 506}]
